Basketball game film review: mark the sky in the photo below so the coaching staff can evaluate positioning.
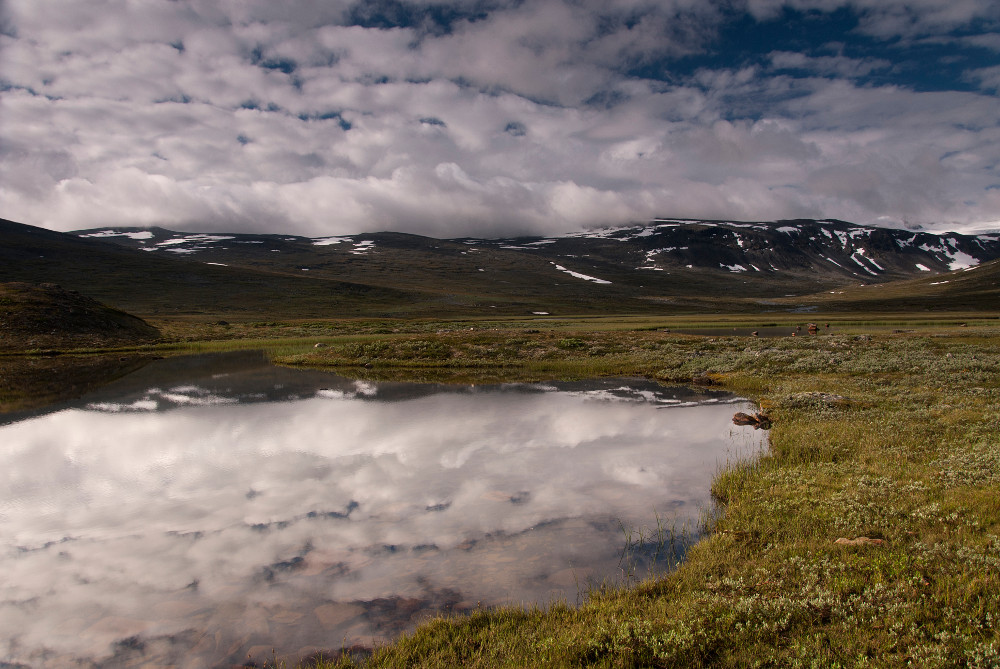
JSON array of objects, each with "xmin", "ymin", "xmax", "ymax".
[{"xmin": 1, "ymin": 0, "xmax": 999, "ymax": 238}]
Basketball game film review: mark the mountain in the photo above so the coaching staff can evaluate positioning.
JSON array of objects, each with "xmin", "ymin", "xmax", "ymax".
[
  {"xmin": 796, "ymin": 257, "xmax": 1000, "ymax": 312},
  {"xmin": 0, "ymin": 218, "xmax": 426, "ymax": 319},
  {"xmin": 2, "ymin": 217, "xmax": 998, "ymax": 319},
  {"xmin": 74, "ymin": 217, "xmax": 1000, "ymax": 283},
  {"xmin": 72, "ymin": 217, "xmax": 1000, "ymax": 309}
]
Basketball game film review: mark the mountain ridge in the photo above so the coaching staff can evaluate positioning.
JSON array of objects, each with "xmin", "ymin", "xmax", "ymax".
[
  {"xmin": 2, "ymin": 216, "xmax": 998, "ymax": 318},
  {"xmin": 72, "ymin": 217, "xmax": 1000, "ymax": 291}
]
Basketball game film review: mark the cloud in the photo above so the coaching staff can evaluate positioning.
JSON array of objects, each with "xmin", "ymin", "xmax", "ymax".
[
  {"xmin": 745, "ymin": 0, "xmax": 1000, "ymax": 40},
  {"xmin": 966, "ymin": 65, "xmax": 1000, "ymax": 92},
  {"xmin": 1, "ymin": 0, "xmax": 999, "ymax": 236},
  {"xmin": 768, "ymin": 51, "xmax": 893, "ymax": 79}
]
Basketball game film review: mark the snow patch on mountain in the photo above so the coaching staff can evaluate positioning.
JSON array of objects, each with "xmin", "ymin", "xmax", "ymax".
[
  {"xmin": 81, "ymin": 229, "xmax": 154, "ymax": 241},
  {"xmin": 157, "ymin": 235, "xmax": 233, "ymax": 245},
  {"xmin": 313, "ymin": 236, "xmax": 352, "ymax": 246},
  {"xmin": 853, "ymin": 247, "xmax": 884, "ymax": 271},
  {"xmin": 919, "ymin": 240, "xmax": 980, "ymax": 270},
  {"xmin": 551, "ymin": 263, "xmax": 611, "ymax": 284}
]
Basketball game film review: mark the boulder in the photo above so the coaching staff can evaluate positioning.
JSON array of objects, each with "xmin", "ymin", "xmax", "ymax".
[{"xmin": 732, "ymin": 411, "xmax": 772, "ymax": 429}]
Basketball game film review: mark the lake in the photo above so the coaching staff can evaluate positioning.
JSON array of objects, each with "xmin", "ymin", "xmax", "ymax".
[{"xmin": 0, "ymin": 351, "xmax": 765, "ymax": 668}]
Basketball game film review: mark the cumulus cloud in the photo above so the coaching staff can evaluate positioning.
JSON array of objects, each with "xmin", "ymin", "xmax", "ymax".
[{"xmin": 1, "ymin": 0, "xmax": 998, "ymax": 236}]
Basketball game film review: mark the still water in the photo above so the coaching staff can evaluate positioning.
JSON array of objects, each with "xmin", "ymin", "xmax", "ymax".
[{"xmin": 1, "ymin": 352, "xmax": 764, "ymax": 668}]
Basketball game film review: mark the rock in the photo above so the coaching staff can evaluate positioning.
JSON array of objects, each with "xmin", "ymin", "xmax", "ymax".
[
  {"xmin": 691, "ymin": 373, "xmax": 715, "ymax": 386},
  {"xmin": 732, "ymin": 411, "xmax": 772, "ymax": 429}
]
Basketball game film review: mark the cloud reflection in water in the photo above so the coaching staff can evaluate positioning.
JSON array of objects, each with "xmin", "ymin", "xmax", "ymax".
[{"xmin": 0, "ymin": 363, "xmax": 764, "ymax": 667}]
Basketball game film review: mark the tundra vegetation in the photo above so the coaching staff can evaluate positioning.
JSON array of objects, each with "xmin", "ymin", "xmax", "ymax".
[
  {"xmin": 265, "ymin": 317, "xmax": 999, "ymax": 668},
  {"xmin": 2, "ymin": 313, "xmax": 998, "ymax": 667}
]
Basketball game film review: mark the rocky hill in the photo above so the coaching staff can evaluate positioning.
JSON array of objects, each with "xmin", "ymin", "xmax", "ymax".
[{"xmin": 70, "ymin": 217, "xmax": 1000, "ymax": 313}]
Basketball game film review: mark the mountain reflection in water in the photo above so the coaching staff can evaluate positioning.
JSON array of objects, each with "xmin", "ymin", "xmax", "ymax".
[{"xmin": 0, "ymin": 351, "xmax": 765, "ymax": 668}]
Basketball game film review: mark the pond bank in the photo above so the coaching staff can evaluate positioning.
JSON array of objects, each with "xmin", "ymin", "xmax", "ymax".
[{"xmin": 280, "ymin": 325, "xmax": 1000, "ymax": 667}]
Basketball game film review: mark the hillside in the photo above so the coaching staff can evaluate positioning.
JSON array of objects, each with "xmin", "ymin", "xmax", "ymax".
[
  {"xmin": 0, "ymin": 218, "xmax": 431, "ymax": 319},
  {"xmin": 0, "ymin": 281, "xmax": 161, "ymax": 351},
  {"xmin": 793, "ymin": 257, "xmax": 1000, "ymax": 312},
  {"xmin": 75, "ymin": 218, "xmax": 1000, "ymax": 281},
  {"xmin": 73, "ymin": 218, "xmax": 1000, "ymax": 309},
  {"xmin": 2, "ymin": 217, "xmax": 998, "ymax": 320}
]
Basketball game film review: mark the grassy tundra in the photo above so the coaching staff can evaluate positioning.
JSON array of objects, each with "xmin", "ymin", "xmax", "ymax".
[
  {"xmin": 262, "ymin": 317, "xmax": 999, "ymax": 668},
  {"xmin": 3, "ymin": 313, "xmax": 999, "ymax": 666}
]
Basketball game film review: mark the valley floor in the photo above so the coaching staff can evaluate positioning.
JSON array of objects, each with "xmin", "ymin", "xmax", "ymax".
[{"xmin": 4, "ymin": 314, "xmax": 999, "ymax": 667}]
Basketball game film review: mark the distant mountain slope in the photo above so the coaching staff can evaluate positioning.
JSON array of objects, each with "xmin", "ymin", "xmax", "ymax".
[
  {"xmin": 76, "ymin": 217, "xmax": 1000, "ymax": 281},
  {"xmin": 3, "ymin": 217, "xmax": 997, "ymax": 318},
  {"xmin": 529, "ymin": 218, "xmax": 997, "ymax": 276},
  {"xmin": 795, "ymin": 258, "xmax": 1000, "ymax": 312},
  {"xmin": 72, "ymin": 217, "xmax": 1000, "ymax": 304},
  {"xmin": 0, "ymin": 218, "xmax": 426, "ymax": 318}
]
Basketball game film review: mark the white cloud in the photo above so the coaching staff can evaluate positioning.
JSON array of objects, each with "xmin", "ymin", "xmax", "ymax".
[{"xmin": 1, "ymin": 0, "xmax": 999, "ymax": 236}]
